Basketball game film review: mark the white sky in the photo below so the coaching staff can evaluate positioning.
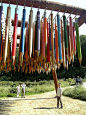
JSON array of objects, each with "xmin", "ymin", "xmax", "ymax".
[{"xmin": 1, "ymin": 0, "xmax": 86, "ymax": 35}]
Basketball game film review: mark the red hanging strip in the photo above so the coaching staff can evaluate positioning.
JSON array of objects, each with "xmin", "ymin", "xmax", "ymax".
[
  {"xmin": 47, "ymin": 21, "xmax": 50, "ymax": 62},
  {"xmin": 42, "ymin": 20, "xmax": 45, "ymax": 58},
  {"xmin": 73, "ymin": 22, "xmax": 76, "ymax": 56},
  {"xmin": 25, "ymin": 24, "xmax": 29, "ymax": 60},
  {"xmin": 12, "ymin": 8, "xmax": 18, "ymax": 64},
  {"xmin": 69, "ymin": 17, "xmax": 73, "ymax": 60}
]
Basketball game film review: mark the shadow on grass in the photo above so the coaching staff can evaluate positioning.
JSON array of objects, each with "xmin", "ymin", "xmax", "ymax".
[{"xmin": 0, "ymin": 100, "xmax": 15, "ymax": 115}]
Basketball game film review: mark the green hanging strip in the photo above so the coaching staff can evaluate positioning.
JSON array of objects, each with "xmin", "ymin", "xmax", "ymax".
[
  {"xmin": 75, "ymin": 18, "xmax": 82, "ymax": 65},
  {"xmin": 63, "ymin": 15, "xmax": 68, "ymax": 58},
  {"xmin": 63, "ymin": 15, "xmax": 68, "ymax": 55}
]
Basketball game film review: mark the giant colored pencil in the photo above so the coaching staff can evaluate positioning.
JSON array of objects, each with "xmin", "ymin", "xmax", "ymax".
[
  {"xmin": 47, "ymin": 21, "xmax": 50, "ymax": 62},
  {"xmin": 4, "ymin": 7, "xmax": 11, "ymax": 63},
  {"xmin": 63, "ymin": 15, "xmax": 68, "ymax": 59},
  {"xmin": 21, "ymin": 8, "xmax": 26, "ymax": 54},
  {"xmin": 49, "ymin": 22, "xmax": 51, "ymax": 51},
  {"xmin": 75, "ymin": 18, "xmax": 82, "ymax": 64},
  {"xmin": 55, "ymin": 19, "xmax": 59, "ymax": 63},
  {"xmin": 67, "ymin": 21, "xmax": 71, "ymax": 64},
  {"xmin": 0, "ymin": 6, "xmax": 3, "ymax": 61},
  {"xmin": 61, "ymin": 19, "xmax": 65, "ymax": 68},
  {"xmin": 25, "ymin": 23, "xmax": 29, "ymax": 59},
  {"xmin": 44, "ymin": 11, "xmax": 47, "ymax": 44},
  {"xmin": 61, "ymin": 19, "xmax": 63, "ymax": 62},
  {"xmin": 42, "ymin": 20, "xmax": 45, "ymax": 58},
  {"xmin": 51, "ymin": 13, "xmax": 54, "ymax": 64},
  {"xmin": 40, "ymin": 20, "xmax": 42, "ymax": 56},
  {"xmin": 32, "ymin": 22, "xmax": 35, "ymax": 58},
  {"xmin": 37, "ymin": 11, "xmax": 40, "ymax": 51},
  {"xmin": 69, "ymin": 17, "xmax": 74, "ymax": 62},
  {"xmin": 29, "ymin": 10, "xmax": 33, "ymax": 58},
  {"xmin": 12, "ymin": 7, "xmax": 18, "ymax": 64},
  {"xmin": 57, "ymin": 14, "xmax": 62, "ymax": 64},
  {"xmin": 73, "ymin": 22, "xmax": 76, "ymax": 56}
]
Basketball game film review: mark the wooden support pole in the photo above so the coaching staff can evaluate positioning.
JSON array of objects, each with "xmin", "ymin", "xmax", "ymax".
[{"xmin": 52, "ymin": 69, "xmax": 58, "ymax": 95}]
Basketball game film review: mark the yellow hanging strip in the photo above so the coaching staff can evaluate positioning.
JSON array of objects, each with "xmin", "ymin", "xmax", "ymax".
[{"xmin": 4, "ymin": 5, "xmax": 11, "ymax": 68}]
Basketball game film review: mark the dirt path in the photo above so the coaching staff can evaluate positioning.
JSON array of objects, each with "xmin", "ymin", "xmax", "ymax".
[{"xmin": 0, "ymin": 88, "xmax": 86, "ymax": 115}]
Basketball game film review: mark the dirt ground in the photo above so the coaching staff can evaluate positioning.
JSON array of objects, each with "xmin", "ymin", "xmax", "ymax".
[{"xmin": 0, "ymin": 89, "xmax": 86, "ymax": 115}]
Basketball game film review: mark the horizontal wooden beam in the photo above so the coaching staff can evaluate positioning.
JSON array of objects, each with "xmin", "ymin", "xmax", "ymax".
[
  {"xmin": 2, "ymin": 0, "xmax": 86, "ymax": 15},
  {"xmin": 78, "ymin": 11, "xmax": 86, "ymax": 27}
]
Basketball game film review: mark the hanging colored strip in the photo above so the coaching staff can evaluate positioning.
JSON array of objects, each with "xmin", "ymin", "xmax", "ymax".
[
  {"xmin": 4, "ymin": 7, "xmax": 11, "ymax": 63},
  {"xmin": 67, "ymin": 21, "xmax": 71, "ymax": 64},
  {"xmin": 42, "ymin": 20, "xmax": 45, "ymax": 58},
  {"xmin": 63, "ymin": 15, "xmax": 68, "ymax": 57},
  {"xmin": 54, "ymin": 29, "xmax": 56, "ymax": 60},
  {"xmin": 25, "ymin": 23, "xmax": 29, "ymax": 59},
  {"xmin": 61, "ymin": 19, "xmax": 65, "ymax": 67},
  {"xmin": 51, "ymin": 13, "xmax": 54, "ymax": 64},
  {"xmin": 73, "ymin": 22, "xmax": 76, "ymax": 56},
  {"xmin": 47, "ymin": 21, "xmax": 50, "ymax": 62},
  {"xmin": 44, "ymin": 11, "xmax": 47, "ymax": 44},
  {"xmin": 40, "ymin": 20, "xmax": 42, "ymax": 56},
  {"xmin": 32, "ymin": 22, "xmax": 35, "ymax": 58},
  {"xmin": 37, "ymin": 11, "xmax": 40, "ymax": 51},
  {"xmin": 57, "ymin": 14, "xmax": 62, "ymax": 63},
  {"xmin": 21, "ymin": 8, "xmax": 26, "ymax": 54},
  {"xmin": 69, "ymin": 17, "xmax": 74, "ymax": 62},
  {"xmin": 12, "ymin": 7, "xmax": 18, "ymax": 64},
  {"xmin": 49, "ymin": 22, "xmax": 51, "ymax": 51},
  {"xmin": 61, "ymin": 19, "xmax": 63, "ymax": 62},
  {"xmin": 75, "ymin": 18, "xmax": 82, "ymax": 64},
  {"xmin": 55, "ymin": 19, "xmax": 59, "ymax": 63},
  {"xmin": 0, "ymin": 6, "xmax": 3, "ymax": 61}
]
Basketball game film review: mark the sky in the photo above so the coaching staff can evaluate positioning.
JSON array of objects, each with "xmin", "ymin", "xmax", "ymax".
[{"xmin": 1, "ymin": 0, "xmax": 86, "ymax": 35}]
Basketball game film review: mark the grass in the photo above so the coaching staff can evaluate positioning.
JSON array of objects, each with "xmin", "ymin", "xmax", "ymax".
[
  {"xmin": 0, "ymin": 78, "xmax": 75, "ymax": 99},
  {"xmin": 63, "ymin": 85, "xmax": 86, "ymax": 101}
]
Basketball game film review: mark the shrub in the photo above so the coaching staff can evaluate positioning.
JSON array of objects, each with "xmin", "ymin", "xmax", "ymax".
[{"xmin": 63, "ymin": 86, "xmax": 86, "ymax": 101}]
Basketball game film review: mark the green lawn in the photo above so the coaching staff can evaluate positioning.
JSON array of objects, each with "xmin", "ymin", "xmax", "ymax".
[{"xmin": 0, "ymin": 79, "xmax": 75, "ymax": 98}]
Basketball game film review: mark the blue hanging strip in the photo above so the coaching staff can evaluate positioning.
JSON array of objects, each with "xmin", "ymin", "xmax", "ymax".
[
  {"xmin": 37, "ymin": 10, "xmax": 40, "ymax": 51},
  {"xmin": 57, "ymin": 14, "xmax": 62, "ymax": 63},
  {"xmin": 0, "ymin": 6, "xmax": 3, "ymax": 56},
  {"xmin": 21, "ymin": 8, "xmax": 26, "ymax": 54}
]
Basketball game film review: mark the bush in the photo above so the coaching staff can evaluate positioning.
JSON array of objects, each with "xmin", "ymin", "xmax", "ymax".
[{"xmin": 63, "ymin": 86, "xmax": 86, "ymax": 101}]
